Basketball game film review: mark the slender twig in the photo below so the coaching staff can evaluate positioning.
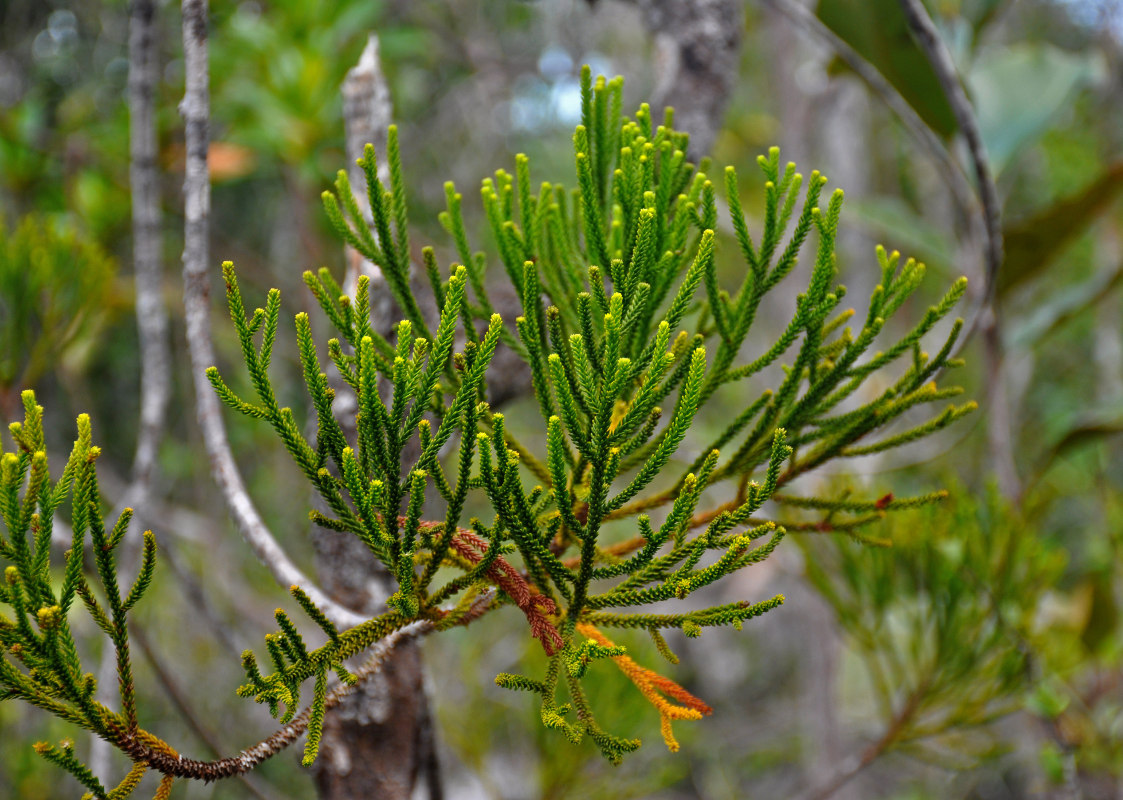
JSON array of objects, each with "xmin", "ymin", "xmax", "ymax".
[
  {"xmin": 760, "ymin": 0, "xmax": 975, "ymax": 231},
  {"xmin": 897, "ymin": 0, "xmax": 1003, "ymax": 308},
  {"xmin": 131, "ymin": 625, "xmax": 277, "ymax": 800},
  {"xmin": 159, "ymin": 542, "xmax": 260, "ymax": 660},
  {"xmin": 765, "ymin": 0, "xmax": 1016, "ymax": 497},
  {"xmin": 178, "ymin": 0, "xmax": 365, "ymax": 631},
  {"xmin": 112, "ymin": 619, "xmax": 435, "ymax": 780},
  {"xmin": 798, "ymin": 682, "xmax": 928, "ymax": 800},
  {"xmin": 762, "ymin": 0, "xmax": 1000, "ymax": 366},
  {"xmin": 896, "ymin": 0, "xmax": 1019, "ymax": 498}
]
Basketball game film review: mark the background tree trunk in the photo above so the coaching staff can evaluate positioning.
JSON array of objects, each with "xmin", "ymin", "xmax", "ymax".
[
  {"xmin": 627, "ymin": 0, "xmax": 744, "ymax": 160},
  {"xmin": 309, "ymin": 34, "xmax": 441, "ymax": 800}
]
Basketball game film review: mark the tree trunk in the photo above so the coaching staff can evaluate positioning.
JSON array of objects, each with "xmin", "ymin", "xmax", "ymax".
[
  {"xmin": 629, "ymin": 0, "xmax": 744, "ymax": 160},
  {"xmin": 310, "ymin": 527, "xmax": 434, "ymax": 800},
  {"xmin": 309, "ymin": 34, "xmax": 440, "ymax": 800}
]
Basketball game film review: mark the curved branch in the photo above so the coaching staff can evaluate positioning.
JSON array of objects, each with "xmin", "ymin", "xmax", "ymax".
[
  {"xmin": 896, "ymin": 0, "xmax": 1018, "ymax": 498},
  {"xmin": 131, "ymin": 625, "xmax": 277, "ymax": 800},
  {"xmin": 178, "ymin": 0, "xmax": 365, "ymax": 631},
  {"xmin": 762, "ymin": 0, "xmax": 999, "ymax": 359},
  {"xmin": 110, "ymin": 621, "xmax": 433, "ymax": 781},
  {"xmin": 760, "ymin": 0, "xmax": 975, "ymax": 228},
  {"xmin": 101, "ymin": 586, "xmax": 499, "ymax": 783},
  {"xmin": 797, "ymin": 681, "xmax": 928, "ymax": 800},
  {"xmin": 897, "ymin": 0, "xmax": 1004, "ymax": 309}
]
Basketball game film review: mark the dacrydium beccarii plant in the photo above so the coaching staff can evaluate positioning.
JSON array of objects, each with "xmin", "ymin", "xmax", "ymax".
[{"xmin": 1, "ymin": 67, "xmax": 973, "ymax": 795}]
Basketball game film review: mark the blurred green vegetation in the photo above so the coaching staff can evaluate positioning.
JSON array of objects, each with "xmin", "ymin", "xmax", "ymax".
[
  {"xmin": 0, "ymin": 214, "xmax": 117, "ymax": 417},
  {"xmin": 1, "ymin": 0, "xmax": 1121, "ymax": 798}
]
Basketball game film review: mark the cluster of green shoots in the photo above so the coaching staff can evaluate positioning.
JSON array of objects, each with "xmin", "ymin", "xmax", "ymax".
[
  {"xmin": 208, "ymin": 69, "xmax": 972, "ymax": 762},
  {"xmin": 0, "ymin": 393, "xmax": 170, "ymax": 798},
  {"xmin": 1, "ymin": 67, "xmax": 973, "ymax": 794}
]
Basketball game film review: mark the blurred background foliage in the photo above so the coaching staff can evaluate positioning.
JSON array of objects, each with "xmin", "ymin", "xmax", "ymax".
[{"xmin": 0, "ymin": 0, "xmax": 1121, "ymax": 798}]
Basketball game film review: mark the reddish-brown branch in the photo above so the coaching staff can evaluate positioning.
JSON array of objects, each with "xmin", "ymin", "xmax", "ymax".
[
  {"xmin": 131, "ymin": 625, "xmax": 276, "ymax": 800},
  {"xmin": 449, "ymin": 530, "xmax": 563, "ymax": 655},
  {"xmin": 407, "ymin": 516, "xmax": 564, "ymax": 653}
]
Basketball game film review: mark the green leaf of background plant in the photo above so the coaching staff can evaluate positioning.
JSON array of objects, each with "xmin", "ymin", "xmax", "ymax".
[
  {"xmin": 967, "ymin": 43, "xmax": 1104, "ymax": 176},
  {"xmin": 816, "ymin": 0, "xmax": 958, "ymax": 138},
  {"xmin": 1036, "ymin": 416, "xmax": 1123, "ymax": 479},
  {"xmin": 999, "ymin": 163, "xmax": 1123, "ymax": 297},
  {"xmin": 1007, "ymin": 262, "xmax": 1123, "ymax": 348},
  {"xmin": 850, "ymin": 196, "xmax": 954, "ymax": 274}
]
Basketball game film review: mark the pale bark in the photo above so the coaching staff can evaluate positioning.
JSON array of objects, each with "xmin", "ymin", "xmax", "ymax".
[
  {"xmin": 91, "ymin": 1, "xmax": 173, "ymax": 781},
  {"xmin": 179, "ymin": 0, "xmax": 365, "ymax": 631},
  {"xmin": 127, "ymin": 0, "xmax": 171, "ymax": 516}
]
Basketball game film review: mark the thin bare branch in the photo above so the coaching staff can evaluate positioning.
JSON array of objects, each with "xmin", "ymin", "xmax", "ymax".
[
  {"xmin": 112, "ymin": 620, "xmax": 434, "ymax": 780},
  {"xmin": 760, "ymin": 0, "xmax": 975, "ymax": 226},
  {"xmin": 896, "ymin": 0, "xmax": 1018, "ymax": 498},
  {"xmin": 760, "ymin": 0, "xmax": 997, "ymax": 355},
  {"xmin": 159, "ymin": 542, "xmax": 260, "ymax": 660},
  {"xmin": 896, "ymin": 0, "xmax": 1003, "ymax": 308},
  {"xmin": 764, "ymin": 0, "xmax": 1016, "ymax": 496},
  {"xmin": 798, "ymin": 683, "xmax": 928, "ymax": 800},
  {"xmin": 178, "ymin": 0, "xmax": 365, "ymax": 631}
]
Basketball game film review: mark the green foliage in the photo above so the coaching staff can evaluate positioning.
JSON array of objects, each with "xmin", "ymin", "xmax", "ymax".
[
  {"xmin": 0, "ymin": 391, "xmax": 162, "ymax": 799},
  {"xmin": 0, "ymin": 215, "xmax": 115, "ymax": 411},
  {"xmin": 209, "ymin": 68, "xmax": 971, "ymax": 762},
  {"xmin": 999, "ymin": 162, "xmax": 1123, "ymax": 298},
  {"xmin": 2, "ymin": 2, "xmax": 1118, "ymax": 794},
  {"xmin": 801, "ymin": 487, "xmax": 1066, "ymax": 770},
  {"xmin": 968, "ymin": 43, "xmax": 1104, "ymax": 176},
  {"xmin": 1017, "ymin": 489, "xmax": 1123, "ymax": 784},
  {"xmin": 211, "ymin": 0, "xmax": 390, "ymax": 181}
]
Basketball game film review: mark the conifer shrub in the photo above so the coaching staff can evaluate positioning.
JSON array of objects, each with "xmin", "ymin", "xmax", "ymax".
[
  {"xmin": 0, "ymin": 69, "xmax": 974, "ymax": 794},
  {"xmin": 0, "ymin": 215, "xmax": 115, "ymax": 417}
]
